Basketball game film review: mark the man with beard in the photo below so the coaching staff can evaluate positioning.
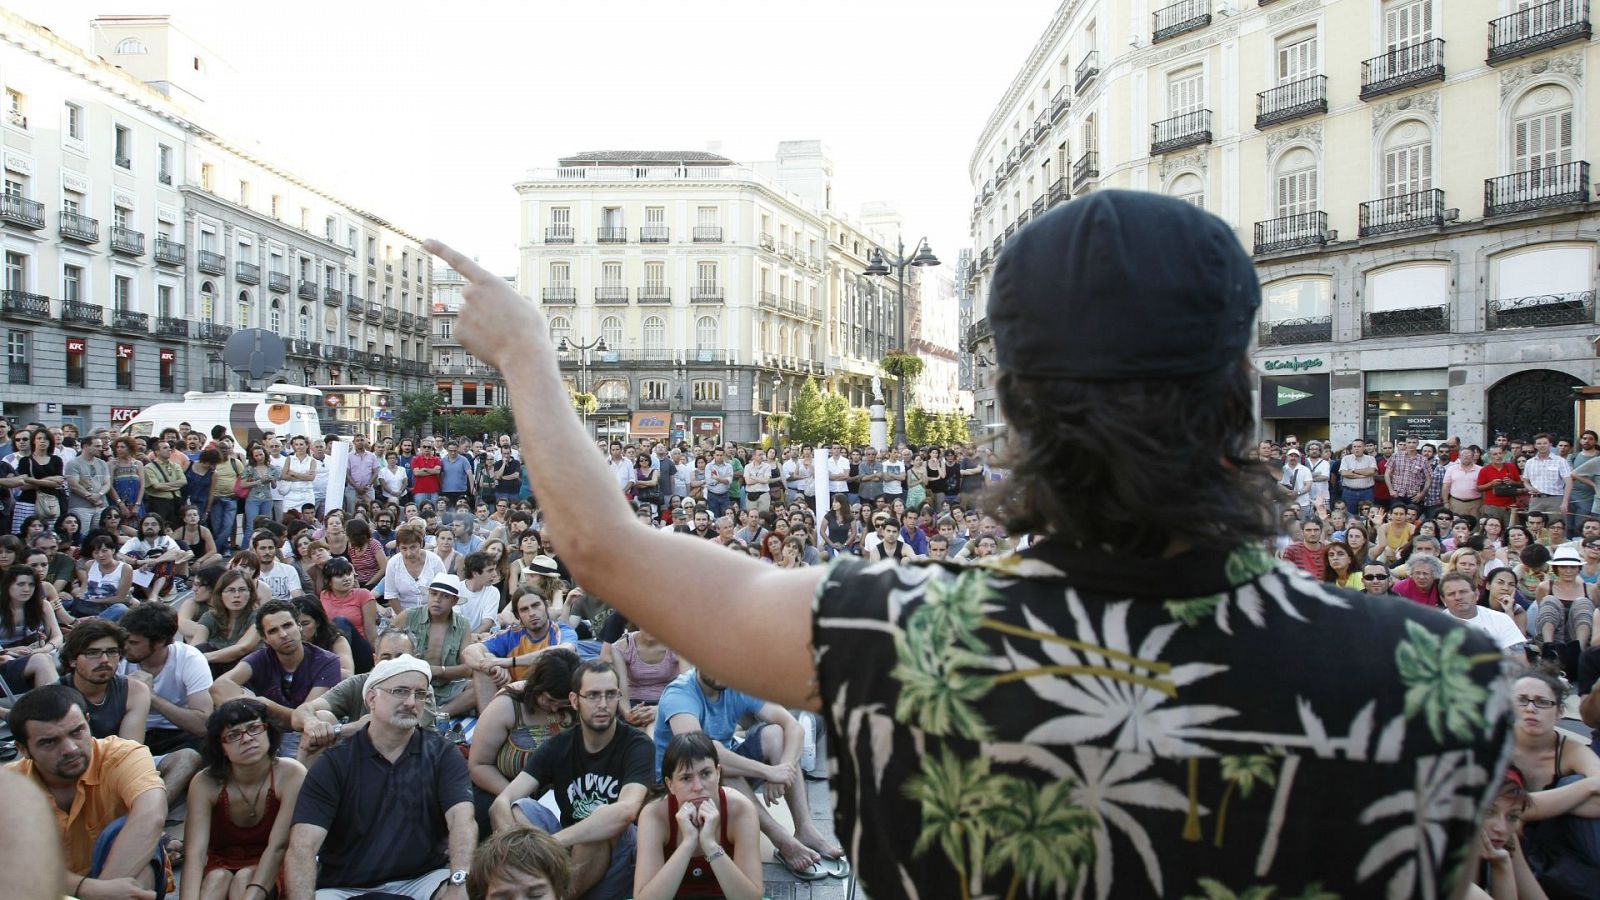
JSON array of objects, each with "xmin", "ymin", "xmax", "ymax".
[
  {"xmin": 117, "ymin": 513, "xmax": 190, "ymax": 601},
  {"xmin": 286, "ymin": 654, "xmax": 475, "ymax": 900},
  {"xmin": 464, "ymin": 586, "xmax": 577, "ymax": 710},
  {"xmin": 6, "ymin": 684, "xmax": 170, "ymax": 900},
  {"xmin": 119, "ymin": 602, "xmax": 212, "ymax": 756},
  {"xmin": 291, "ymin": 630, "xmax": 433, "ymax": 765},
  {"xmin": 211, "ymin": 599, "xmax": 341, "ymax": 734},
  {"xmin": 489, "ymin": 660, "xmax": 652, "ymax": 900}
]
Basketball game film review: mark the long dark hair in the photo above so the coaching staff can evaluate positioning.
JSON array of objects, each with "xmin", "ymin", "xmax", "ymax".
[
  {"xmin": 0, "ymin": 564, "xmax": 44, "ymax": 635},
  {"xmin": 990, "ymin": 362, "xmax": 1274, "ymax": 554},
  {"xmin": 290, "ymin": 596, "xmax": 338, "ymax": 650},
  {"xmin": 513, "ymin": 647, "xmax": 579, "ymax": 725},
  {"xmin": 200, "ymin": 699, "xmax": 281, "ymax": 780}
]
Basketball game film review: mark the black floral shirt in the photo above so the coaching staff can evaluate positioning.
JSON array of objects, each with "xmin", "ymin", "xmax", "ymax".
[{"xmin": 811, "ymin": 542, "xmax": 1512, "ymax": 900}]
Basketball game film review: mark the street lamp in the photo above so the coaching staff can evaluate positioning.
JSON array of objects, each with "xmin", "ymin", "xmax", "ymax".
[
  {"xmin": 864, "ymin": 236, "xmax": 940, "ymax": 446},
  {"xmin": 558, "ymin": 334, "xmax": 609, "ymax": 437}
]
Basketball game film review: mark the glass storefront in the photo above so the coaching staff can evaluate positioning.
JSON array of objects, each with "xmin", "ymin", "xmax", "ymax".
[{"xmin": 1365, "ymin": 369, "xmax": 1448, "ymax": 446}]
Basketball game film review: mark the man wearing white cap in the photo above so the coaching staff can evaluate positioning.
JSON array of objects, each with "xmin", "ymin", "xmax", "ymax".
[
  {"xmin": 1279, "ymin": 448, "xmax": 1313, "ymax": 520},
  {"xmin": 398, "ymin": 574, "xmax": 478, "ymax": 717},
  {"xmin": 286, "ymin": 653, "xmax": 476, "ymax": 899}
]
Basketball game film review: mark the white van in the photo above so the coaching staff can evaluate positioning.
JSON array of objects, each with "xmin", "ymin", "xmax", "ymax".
[{"xmin": 119, "ymin": 383, "xmax": 326, "ymax": 447}]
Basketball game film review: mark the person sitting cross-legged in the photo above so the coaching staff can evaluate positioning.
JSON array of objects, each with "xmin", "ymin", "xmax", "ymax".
[
  {"xmin": 290, "ymin": 629, "xmax": 435, "ymax": 768},
  {"xmin": 463, "ymin": 585, "xmax": 578, "ymax": 713}
]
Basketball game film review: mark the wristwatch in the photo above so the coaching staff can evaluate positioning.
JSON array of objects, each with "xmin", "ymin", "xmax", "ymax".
[{"xmin": 449, "ymin": 870, "xmax": 468, "ymax": 886}]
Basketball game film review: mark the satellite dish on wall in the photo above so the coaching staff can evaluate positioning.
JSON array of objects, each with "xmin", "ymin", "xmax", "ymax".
[{"xmin": 223, "ymin": 329, "xmax": 287, "ymax": 384}]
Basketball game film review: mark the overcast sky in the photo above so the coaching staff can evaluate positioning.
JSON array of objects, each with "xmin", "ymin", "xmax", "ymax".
[{"xmin": 24, "ymin": 0, "xmax": 1051, "ymax": 275}]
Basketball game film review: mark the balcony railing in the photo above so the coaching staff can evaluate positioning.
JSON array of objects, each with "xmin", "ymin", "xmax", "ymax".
[
  {"xmin": 637, "ymin": 287, "xmax": 671, "ymax": 304},
  {"xmin": 346, "ymin": 295, "xmax": 364, "ymax": 316},
  {"xmin": 545, "ymin": 225, "xmax": 574, "ymax": 244},
  {"xmin": 111, "ymin": 309, "xmax": 149, "ymax": 334},
  {"xmin": 268, "ymin": 271, "xmax": 290, "ymax": 293},
  {"xmin": 1257, "ymin": 75, "xmax": 1328, "ymax": 129},
  {"xmin": 366, "ymin": 302, "xmax": 383, "ymax": 321},
  {"xmin": 0, "ymin": 289, "xmax": 50, "ymax": 320},
  {"xmin": 1151, "ymin": 109, "xmax": 1212, "ymax": 154},
  {"xmin": 1360, "ymin": 189, "xmax": 1447, "ymax": 237},
  {"xmin": 158, "ymin": 171, "xmax": 172, "ymax": 186},
  {"xmin": 1253, "ymin": 210, "xmax": 1330, "ymax": 254},
  {"xmin": 1360, "ymin": 39, "xmax": 1446, "ymax": 99},
  {"xmin": 235, "ymin": 261, "xmax": 261, "ymax": 284},
  {"xmin": 1072, "ymin": 151, "xmax": 1099, "ymax": 190},
  {"xmin": 1258, "ymin": 316, "xmax": 1333, "ymax": 347},
  {"xmin": 1074, "ymin": 51, "xmax": 1100, "ymax": 94},
  {"xmin": 595, "ymin": 287, "xmax": 630, "ymax": 304},
  {"xmin": 198, "ymin": 323, "xmax": 233, "ymax": 343},
  {"xmin": 383, "ymin": 308, "xmax": 400, "ymax": 325},
  {"xmin": 1051, "ymin": 85, "xmax": 1070, "ymax": 121},
  {"xmin": 1153, "ymin": 0, "xmax": 1211, "ymax": 42},
  {"xmin": 1031, "ymin": 197, "xmax": 1047, "ymax": 218},
  {"xmin": 401, "ymin": 312, "xmax": 417, "ymax": 330},
  {"xmin": 1488, "ymin": 0, "xmax": 1590, "ymax": 64},
  {"xmin": 323, "ymin": 286, "xmax": 343, "ymax": 307},
  {"xmin": 8, "ymin": 362, "xmax": 27, "ymax": 385},
  {"xmin": 543, "ymin": 286, "xmax": 577, "ymax": 304},
  {"xmin": 1488, "ymin": 291, "xmax": 1596, "ymax": 329},
  {"xmin": 110, "ymin": 226, "xmax": 144, "ymax": 256},
  {"xmin": 979, "ymin": 248, "xmax": 993, "ymax": 267},
  {"xmin": 197, "ymin": 250, "xmax": 226, "ymax": 275},
  {"xmin": 115, "ymin": 154, "xmax": 131, "ymax": 170},
  {"xmin": 1363, "ymin": 305, "xmax": 1450, "ymax": 338},
  {"xmin": 1485, "ymin": 162, "xmax": 1590, "ymax": 216},
  {"xmin": 1048, "ymin": 177, "xmax": 1069, "ymax": 207},
  {"xmin": 0, "ymin": 194, "xmax": 45, "ymax": 229},
  {"xmin": 759, "ymin": 291, "xmax": 780, "ymax": 311},
  {"xmin": 155, "ymin": 316, "xmax": 188, "ymax": 338},
  {"xmin": 758, "ymin": 232, "xmax": 775, "ymax": 251},
  {"xmin": 690, "ymin": 286, "xmax": 724, "ymax": 303},
  {"xmin": 597, "ymin": 227, "xmax": 628, "ymax": 244},
  {"xmin": 641, "ymin": 225, "xmax": 670, "ymax": 243},
  {"xmin": 692, "ymin": 226, "xmax": 723, "ymax": 242},
  {"xmin": 62, "ymin": 299, "xmax": 104, "ymax": 327},
  {"xmin": 297, "ymin": 280, "xmax": 318, "ymax": 300},
  {"xmin": 59, "ymin": 210, "xmax": 99, "ymax": 243}
]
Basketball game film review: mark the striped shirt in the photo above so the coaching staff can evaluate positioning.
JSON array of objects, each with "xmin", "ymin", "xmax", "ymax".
[{"xmin": 1386, "ymin": 452, "xmax": 1430, "ymax": 500}]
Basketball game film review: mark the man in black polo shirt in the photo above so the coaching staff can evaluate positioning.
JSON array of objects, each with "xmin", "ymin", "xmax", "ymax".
[
  {"xmin": 488, "ymin": 659, "xmax": 652, "ymax": 900},
  {"xmin": 285, "ymin": 654, "xmax": 475, "ymax": 900}
]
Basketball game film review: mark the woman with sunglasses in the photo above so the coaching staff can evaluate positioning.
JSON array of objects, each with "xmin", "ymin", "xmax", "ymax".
[
  {"xmin": 1507, "ymin": 669, "xmax": 1600, "ymax": 889},
  {"xmin": 181, "ymin": 699, "xmax": 307, "ymax": 900}
]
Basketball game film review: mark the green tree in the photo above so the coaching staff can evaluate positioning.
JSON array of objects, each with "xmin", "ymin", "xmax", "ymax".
[
  {"xmin": 786, "ymin": 379, "xmax": 827, "ymax": 445},
  {"xmin": 819, "ymin": 391, "xmax": 849, "ymax": 445},
  {"xmin": 394, "ymin": 389, "xmax": 440, "ymax": 438},
  {"xmin": 906, "ymin": 407, "xmax": 934, "ymax": 446},
  {"xmin": 1213, "ymin": 754, "xmax": 1278, "ymax": 847},
  {"xmin": 482, "ymin": 405, "xmax": 515, "ymax": 438},
  {"xmin": 902, "ymin": 748, "xmax": 1005, "ymax": 900},
  {"xmin": 943, "ymin": 411, "xmax": 976, "ymax": 446},
  {"xmin": 845, "ymin": 407, "xmax": 871, "ymax": 448},
  {"xmin": 985, "ymin": 777, "xmax": 1097, "ymax": 900}
]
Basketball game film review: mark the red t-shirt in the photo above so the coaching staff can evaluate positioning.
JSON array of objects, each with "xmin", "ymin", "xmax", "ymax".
[
  {"xmin": 411, "ymin": 453, "xmax": 441, "ymax": 494},
  {"xmin": 1476, "ymin": 463, "xmax": 1521, "ymax": 508}
]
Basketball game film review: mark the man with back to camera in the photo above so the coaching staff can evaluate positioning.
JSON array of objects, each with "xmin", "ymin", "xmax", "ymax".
[{"xmin": 429, "ymin": 191, "xmax": 1510, "ymax": 899}]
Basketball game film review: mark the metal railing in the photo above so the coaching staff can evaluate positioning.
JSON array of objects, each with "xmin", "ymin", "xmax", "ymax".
[
  {"xmin": 543, "ymin": 287, "xmax": 577, "ymax": 303},
  {"xmin": 1360, "ymin": 39, "xmax": 1446, "ymax": 99},
  {"xmin": 110, "ymin": 226, "xmax": 144, "ymax": 255},
  {"xmin": 1153, "ymin": 0, "xmax": 1211, "ymax": 42},
  {"xmin": 8, "ymin": 362, "xmax": 27, "ymax": 385},
  {"xmin": 1489, "ymin": 0, "xmax": 1590, "ymax": 64},
  {"xmin": 1253, "ymin": 210, "xmax": 1329, "ymax": 254},
  {"xmin": 0, "ymin": 289, "xmax": 50, "ymax": 319},
  {"xmin": 154, "ymin": 237, "xmax": 186, "ymax": 265},
  {"xmin": 1048, "ymin": 177, "xmax": 1069, "ymax": 207},
  {"xmin": 155, "ymin": 316, "xmax": 188, "ymax": 338},
  {"xmin": 690, "ymin": 286, "xmax": 724, "ymax": 303},
  {"xmin": 758, "ymin": 232, "xmax": 775, "ymax": 251},
  {"xmin": 0, "ymin": 194, "xmax": 44, "ymax": 228},
  {"xmin": 1072, "ymin": 151, "xmax": 1099, "ymax": 189},
  {"xmin": 112, "ymin": 309, "xmax": 149, "ymax": 333},
  {"xmin": 346, "ymin": 295, "xmax": 363, "ymax": 315},
  {"xmin": 1485, "ymin": 162, "xmax": 1590, "ymax": 216},
  {"xmin": 1360, "ymin": 189, "xmax": 1447, "ymax": 236},
  {"xmin": 1074, "ymin": 51, "xmax": 1100, "ymax": 93},
  {"xmin": 595, "ymin": 287, "xmax": 630, "ymax": 304},
  {"xmin": 1488, "ymin": 291, "xmax": 1596, "ymax": 329},
  {"xmin": 235, "ymin": 261, "xmax": 260, "ymax": 284},
  {"xmin": 297, "ymin": 280, "xmax": 318, "ymax": 300},
  {"xmin": 158, "ymin": 171, "xmax": 172, "ymax": 185},
  {"xmin": 62, "ymin": 299, "xmax": 104, "ymax": 327},
  {"xmin": 198, "ymin": 250, "xmax": 226, "ymax": 274},
  {"xmin": 640, "ymin": 225, "xmax": 670, "ymax": 243},
  {"xmin": 59, "ymin": 209, "xmax": 99, "ymax": 242},
  {"xmin": 759, "ymin": 291, "xmax": 780, "ymax": 310},
  {"xmin": 366, "ymin": 302, "xmax": 383, "ymax": 321},
  {"xmin": 268, "ymin": 272, "xmax": 290, "ymax": 293},
  {"xmin": 1258, "ymin": 316, "xmax": 1333, "ymax": 347},
  {"xmin": 545, "ymin": 225, "xmax": 574, "ymax": 244},
  {"xmin": 692, "ymin": 226, "xmax": 723, "ymax": 242},
  {"xmin": 401, "ymin": 312, "xmax": 416, "ymax": 330},
  {"xmin": 1257, "ymin": 75, "xmax": 1328, "ymax": 129},
  {"xmin": 1151, "ymin": 109, "xmax": 1213, "ymax": 154},
  {"xmin": 383, "ymin": 308, "xmax": 400, "ymax": 324},
  {"xmin": 638, "ymin": 287, "xmax": 671, "ymax": 304},
  {"xmin": 1051, "ymin": 85, "xmax": 1070, "ymax": 120},
  {"xmin": 324, "ymin": 286, "xmax": 343, "ymax": 306},
  {"xmin": 597, "ymin": 227, "xmax": 628, "ymax": 243},
  {"xmin": 1363, "ymin": 305, "xmax": 1450, "ymax": 338}
]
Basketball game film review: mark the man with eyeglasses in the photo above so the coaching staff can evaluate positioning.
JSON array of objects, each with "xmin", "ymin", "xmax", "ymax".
[
  {"xmin": 57, "ymin": 620, "xmax": 150, "ymax": 743},
  {"xmin": 1360, "ymin": 565, "xmax": 1393, "ymax": 596},
  {"xmin": 489, "ymin": 659, "xmax": 652, "ymax": 900},
  {"xmin": 292, "ymin": 630, "xmax": 432, "ymax": 765},
  {"xmin": 287, "ymin": 654, "xmax": 476, "ymax": 900}
]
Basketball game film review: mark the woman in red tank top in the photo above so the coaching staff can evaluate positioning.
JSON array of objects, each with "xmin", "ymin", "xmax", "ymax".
[
  {"xmin": 181, "ymin": 699, "xmax": 308, "ymax": 900},
  {"xmin": 634, "ymin": 732, "xmax": 763, "ymax": 900}
]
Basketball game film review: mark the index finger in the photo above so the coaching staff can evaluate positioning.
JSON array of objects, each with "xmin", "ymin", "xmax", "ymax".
[{"xmin": 423, "ymin": 239, "xmax": 496, "ymax": 285}]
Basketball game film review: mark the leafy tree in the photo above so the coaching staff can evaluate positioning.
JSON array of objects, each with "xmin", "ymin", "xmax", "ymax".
[
  {"xmin": 819, "ymin": 391, "xmax": 850, "ymax": 445},
  {"xmin": 846, "ymin": 407, "xmax": 871, "ymax": 448},
  {"xmin": 394, "ymin": 389, "xmax": 440, "ymax": 438},
  {"xmin": 787, "ymin": 378, "xmax": 827, "ymax": 445},
  {"xmin": 906, "ymin": 407, "xmax": 934, "ymax": 446},
  {"xmin": 571, "ymin": 391, "xmax": 599, "ymax": 416},
  {"xmin": 482, "ymin": 405, "xmax": 516, "ymax": 438}
]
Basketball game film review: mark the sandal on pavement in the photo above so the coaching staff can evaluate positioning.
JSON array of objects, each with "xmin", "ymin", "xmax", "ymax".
[
  {"xmin": 780, "ymin": 856, "xmax": 829, "ymax": 881},
  {"xmin": 817, "ymin": 856, "xmax": 851, "ymax": 879}
]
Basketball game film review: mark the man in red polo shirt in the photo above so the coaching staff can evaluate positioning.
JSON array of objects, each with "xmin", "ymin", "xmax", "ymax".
[
  {"xmin": 1476, "ymin": 444, "xmax": 1523, "ymax": 525},
  {"xmin": 411, "ymin": 437, "xmax": 442, "ymax": 507}
]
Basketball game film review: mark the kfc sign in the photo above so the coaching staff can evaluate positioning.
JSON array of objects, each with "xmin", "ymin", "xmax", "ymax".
[
  {"xmin": 109, "ymin": 406, "xmax": 141, "ymax": 424},
  {"xmin": 116, "ymin": 343, "xmax": 133, "ymax": 359},
  {"xmin": 65, "ymin": 338, "xmax": 85, "ymax": 355},
  {"xmin": 159, "ymin": 349, "xmax": 176, "ymax": 363}
]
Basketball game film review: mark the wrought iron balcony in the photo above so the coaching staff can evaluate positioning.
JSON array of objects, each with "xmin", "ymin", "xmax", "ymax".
[
  {"xmin": 597, "ymin": 227, "xmax": 628, "ymax": 244},
  {"xmin": 288, "ymin": 338, "xmax": 316, "ymax": 357},
  {"xmin": 8, "ymin": 362, "xmax": 27, "ymax": 385},
  {"xmin": 595, "ymin": 287, "xmax": 630, "ymax": 304},
  {"xmin": 1258, "ymin": 316, "xmax": 1333, "ymax": 347},
  {"xmin": 59, "ymin": 210, "xmax": 99, "ymax": 243},
  {"xmin": 155, "ymin": 316, "xmax": 188, "ymax": 338},
  {"xmin": 343, "ymin": 295, "xmax": 362, "ymax": 317},
  {"xmin": 297, "ymin": 280, "xmax": 318, "ymax": 300},
  {"xmin": 148, "ymin": 239, "xmax": 184, "ymax": 269},
  {"xmin": 690, "ymin": 286, "xmax": 724, "ymax": 303},
  {"xmin": 1031, "ymin": 197, "xmax": 1047, "ymax": 218},
  {"xmin": 233, "ymin": 261, "xmax": 260, "ymax": 284},
  {"xmin": 692, "ymin": 226, "xmax": 723, "ymax": 243},
  {"xmin": 1485, "ymin": 162, "xmax": 1590, "ymax": 216},
  {"xmin": 1151, "ymin": 109, "xmax": 1213, "ymax": 154},
  {"xmin": 158, "ymin": 171, "xmax": 172, "ymax": 186},
  {"xmin": 324, "ymin": 345, "xmax": 347, "ymax": 362},
  {"xmin": 1048, "ymin": 177, "xmax": 1069, "ymax": 207},
  {"xmin": 322, "ymin": 286, "xmax": 342, "ymax": 307},
  {"xmin": 1016, "ymin": 209, "xmax": 1031, "ymax": 228},
  {"xmin": 115, "ymin": 155, "xmax": 131, "ymax": 170},
  {"xmin": 198, "ymin": 250, "xmax": 226, "ymax": 275},
  {"xmin": 268, "ymin": 271, "xmax": 290, "ymax": 293},
  {"xmin": 1257, "ymin": 75, "xmax": 1328, "ymax": 129},
  {"xmin": 640, "ymin": 225, "xmax": 670, "ymax": 243},
  {"xmin": 0, "ymin": 289, "xmax": 50, "ymax": 320},
  {"xmin": 1363, "ymin": 305, "xmax": 1450, "ymax": 338},
  {"xmin": 1360, "ymin": 39, "xmax": 1446, "ymax": 100},
  {"xmin": 1360, "ymin": 189, "xmax": 1447, "ymax": 237},
  {"xmin": 1052, "ymin": 85, "xmax": 1071, "ymax": 122},
  {"xmin": 1075, "ymin": 51, "xmax": 1100, "ymax": 94},
  {"xmin": 1153, "ymin": 0, "xmax": 1211, "ymax": 43},
  {"xmin": 979, "ymin": 248, "xmax": 992, "ymax": 267},
  {"xmin": 0, "ymin": 194, "xmax": 44, "ymax": 229},
  {"xmin": 401, "ymin": 312, "xmax": 416, "ymax": 330},
  {"xmin": 545, "ymin": 225, "xmax": 574, "ymax": 244},
  {"xmin": 110, "ymin": 226, "xmax": 144, "ymax": 256},
  {"xmin": 383, "ymin": 308, "xmax": 400, "ymax": 325},
  {"xmin": 637, "ymin": 287, "xmax": 671, "ymax": 304},
  {"xmin": 1072, "ymin": 151, "xmax": 1099, "ymax": 190},
  {"xmin": 759, "ymin": 232, "xmax": 776, "ymax": 251},
  {"xmin": 1488, "ymin": 0, "xmax": 1590, "ymax": 64},
  {"xmin": 111, "ymin": 309, "xmax": 149, "ymax": 334},
  {"xmin": 543, "ymin": 287, "xmax": 577, "ymax": 304},
  {"xmin": 1004, "ymin": 223, "xmax": 1016, "ymax": 240},
  {"xmin": 759, "ymin": 291, "xmax": 780, "ymax": 311},
  {"xmin": 366, "ymin": 302, "xmax": 383, "ymax": 321},
  {"xmin": 1488, "ymin": 291, "xmax": 1596, "ymax": 329},
  {"xmin": 62, "ymin": 299, "xmax": 104, "ymax": 328},
  {"xmin": 1253, "ymin": 210, "xmax": 1329, "ymax": 254}
]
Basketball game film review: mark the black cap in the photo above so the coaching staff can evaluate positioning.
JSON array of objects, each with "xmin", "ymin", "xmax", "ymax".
[{"xmin": 989, "ymin": 190, "xmax": 1260, "ymax": 380}]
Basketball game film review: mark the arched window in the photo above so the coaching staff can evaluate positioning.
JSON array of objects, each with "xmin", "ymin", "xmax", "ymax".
[
  {"xmin": 238, "ymin": 291, "xmax": 252, "ymax": 328},
  {"xmin": 1273, "ymin": 146, "xmax": 1318, "ymax": 218},
  {"xmin": 1511, "ymin": 83, "xmax": 1574, "ymax": 173},
  {"xmin": 696, "ymin": 315, "xmax": 719, "ymax": 350},
  {"xmin": 298, "ymin": 305, "xmax": 310, "ymax": 339},
  {"xmin": 1169, "ymin": 172, "xmax": 1205, "ymax": 207},
  {"xmin": 596, "ymin": 380, "xmax": 629, "ymax": 404},
  {"xmin": 601, "ymin": 315, "xmax": 623, "ymax": 348},
  {"xmin": 779, "ymin": 325, "xmax": 791, "ymax": 357},
  {"xmin": 269, "ymin": 300, "xmax": 281, "ymax": 333},
  {"xmin": 115, "ymin": 38, "xmax": 147, "ymax": 55},
  {"xmin": 1381, "ymin": 119, "xmax": 1433, "ymax": 197},
  {"xmin": 548, "ymin": 315, "xmax": 571, "ymax": 346},
  {"xmin": 200, "ymin": 281, "xmax": 215, "ymax": 321},
  {"xmin": 642, "ymin": 316, "xmax": 665, "ymax": 352}
]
